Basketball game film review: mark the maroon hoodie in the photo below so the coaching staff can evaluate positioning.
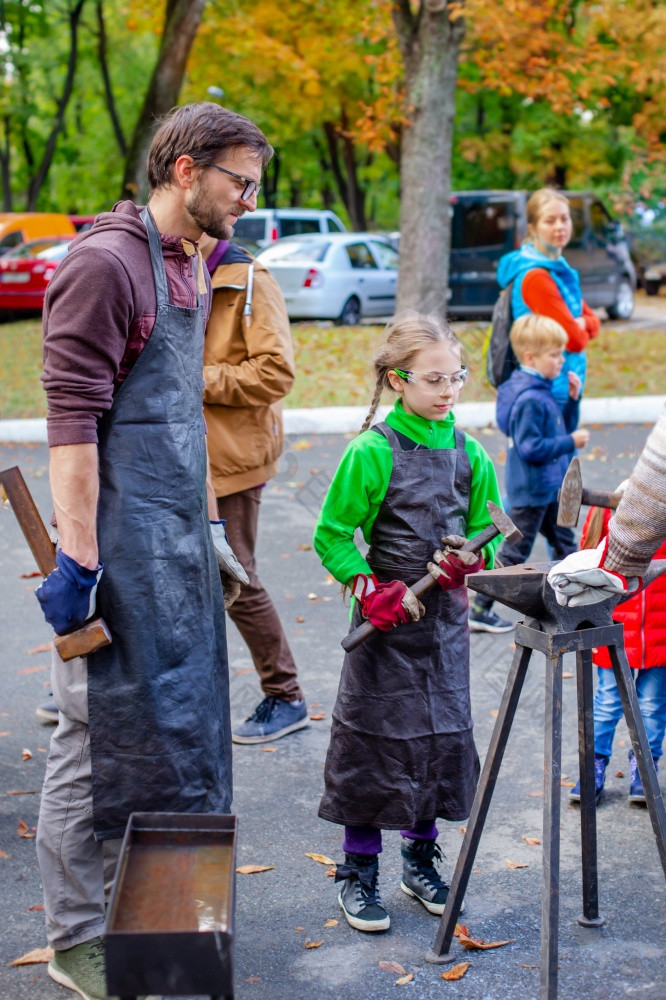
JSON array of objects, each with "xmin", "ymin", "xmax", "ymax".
[{"xmin": 42, "ymin": 200, "xmax": 211, "ymax": 447}]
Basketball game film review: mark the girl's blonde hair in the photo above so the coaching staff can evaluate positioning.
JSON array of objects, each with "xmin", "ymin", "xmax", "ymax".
[
  {"xmin": 525, "ymin": 187, "xmax": 570, "ymax": 240},
  {"xmin": 359, "ymin": 310, "xmax": 463, "ymax": 433},
  {"xmin": 582, "ymin": 480, "xmax": 630, "ymax": 549},
  {"xmin": 509, "ymin": 313, "xmax": 567, "ymax": 362}
]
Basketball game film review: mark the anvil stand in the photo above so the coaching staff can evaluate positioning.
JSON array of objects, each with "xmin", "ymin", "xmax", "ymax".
[{"xmin": 425, "ymin": 561, "xmax": 666, "ymax": 1000}]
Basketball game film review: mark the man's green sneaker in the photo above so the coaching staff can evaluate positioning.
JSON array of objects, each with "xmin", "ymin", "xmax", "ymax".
[{"xmin": 48, "ymin": 936, "xmax": 160, "ymax": 1000}]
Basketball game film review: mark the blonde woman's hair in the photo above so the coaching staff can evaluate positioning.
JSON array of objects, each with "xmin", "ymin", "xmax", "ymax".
[
  {"xmin": 525, "ymin": 187, "xmax": 570, "ymax": 240},
  {"xmin": 509, "ymin": 313, "xmax": 567, "ymax": 362},
  {"xmin": 359, "ymin": 310, "xmax": 463, "ymax": 433}
]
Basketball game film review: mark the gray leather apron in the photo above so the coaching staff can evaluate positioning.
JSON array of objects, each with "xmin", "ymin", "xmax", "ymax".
[
  {"xmin": 87, "ymin": 207, "xmax": 231, "ymax": 839},
  {"xmin": 319, "ymin": 423, "xmax": 480, "ymax": 829}
]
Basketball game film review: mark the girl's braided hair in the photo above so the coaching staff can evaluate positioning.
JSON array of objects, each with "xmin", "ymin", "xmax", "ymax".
[{"xmin": 359, "ymin": 311, "xmax": 464, "ymax": 434}]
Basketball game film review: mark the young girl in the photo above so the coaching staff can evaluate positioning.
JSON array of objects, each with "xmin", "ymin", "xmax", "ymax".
[
  {"xmin": 570, "ymin": 491, "xmax": 666, "ymax": 806},
  {"xmin": 313, "ymin": 312, "xmax": 503, "ymax": 932}
]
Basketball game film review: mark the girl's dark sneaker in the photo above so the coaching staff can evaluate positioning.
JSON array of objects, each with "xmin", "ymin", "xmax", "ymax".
[
  {"xmin": 569, "ymin": 753, "xmax": 608, "ymax": 804},
  {"xmin": 336, "ymin": 853, "xmax": 390, "ymax": 932},
  {"xmin": 400, "ymin": 838, "xmax": 463, "ymax": 916},
  {"xmin": 629, "ymin": 748, "xmax": 659, "ymax": 805}
]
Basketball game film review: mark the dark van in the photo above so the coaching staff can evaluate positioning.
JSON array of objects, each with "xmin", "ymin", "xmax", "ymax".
[{"xmin": 447, "ymin": 191, "xmax": 636, "ymax": 320}]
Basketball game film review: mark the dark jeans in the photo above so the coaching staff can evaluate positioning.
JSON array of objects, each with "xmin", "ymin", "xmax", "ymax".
[
  {"xmin": 473, "ymin": 501, "xmax": 576, "ymax": 613},
  {"xmin": 217, "ymin": 487, "xmax": 303, "ymax": 702}
]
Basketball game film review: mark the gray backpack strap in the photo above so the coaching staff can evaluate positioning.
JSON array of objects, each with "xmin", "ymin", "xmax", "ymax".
[{"xmin": 243, "ymin": 263, "xmax": 255, "ymax": 326}]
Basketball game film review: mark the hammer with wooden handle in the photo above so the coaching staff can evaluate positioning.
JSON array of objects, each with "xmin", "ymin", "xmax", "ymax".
[
  {"xmin": 341, "ymin": 501, "xmax": 521, "ymax": 653},
  {"xmin": 0, "ymin": 465, "xmax": 112, "ymax": 662},
  {"xmin": 556, "ymin": 456, "xmax": 622, "ymax": 528}
]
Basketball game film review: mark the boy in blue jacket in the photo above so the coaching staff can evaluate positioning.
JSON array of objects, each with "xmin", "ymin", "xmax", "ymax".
[{"xmin": 469, "ymin": 314, "xmax": 590, "ymax": 631}]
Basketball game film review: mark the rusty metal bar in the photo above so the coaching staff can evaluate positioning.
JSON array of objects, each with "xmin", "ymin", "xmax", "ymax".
[
  {"xmin": 541, "ymin": 651, "xmax": 563, "ymax": 1000},
  {"xmin": 426, "ymin": 641, "xmax": 533, "ymax": 964},
  {"xmin": 576, "ymin": 646, "xmax": 605, "ymax": 927}
]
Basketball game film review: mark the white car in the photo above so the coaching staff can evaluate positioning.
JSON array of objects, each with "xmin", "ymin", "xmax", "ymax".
[
  {"xmin": 256, "ymin": 233, "xmax": 398, "ymax": 324},
  {"xmin": 232, "ymin": 208, "xmax": 346, "ymax": 254}
]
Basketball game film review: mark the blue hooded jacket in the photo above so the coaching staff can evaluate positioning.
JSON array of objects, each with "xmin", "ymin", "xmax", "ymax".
[
  {"xmin": 497, "ymin": 368, "xmax": 579, "ymax": 508},
  {"xmin": 497, "ymin": 244, "xmax": 585, "ymax": 407}
]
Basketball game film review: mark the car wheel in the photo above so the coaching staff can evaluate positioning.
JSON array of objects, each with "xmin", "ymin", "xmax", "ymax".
[
  {"xmin": 645, "ymin": 278, "xmax": 661, "ymax": 296},
  {"xmin": 335, "ymin": 295, "xmax": 362, "ymax": 326},
  {"xmin": 606, "ymin": 277, "xmax": 634, "ymax": 320}
]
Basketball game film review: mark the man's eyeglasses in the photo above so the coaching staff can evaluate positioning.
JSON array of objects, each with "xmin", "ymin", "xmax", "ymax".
[
  {"xmin": 393, "ymin": 367, "xmax": 469, "ymax": 392},
  {"xmin": 206, "ymin": 163, "xmax": 261, "ymax": 200}
]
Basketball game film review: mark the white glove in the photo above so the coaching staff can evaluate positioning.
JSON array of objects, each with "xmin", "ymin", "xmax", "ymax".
[
  {"xmin": 210, "ymin": 521, "xmax": 250, "ymax": 609},
  {"xmin": 547, "ymin": 540, "xmax": 639, "ymax": 608}
]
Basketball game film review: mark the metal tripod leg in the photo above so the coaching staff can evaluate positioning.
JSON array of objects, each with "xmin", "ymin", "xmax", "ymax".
[
  {"xmin": 608, "ymin": 642, "xmax": 666, "ymax": 876},
  {"xmin": 575, "ymin": 646, "xmax": 605, "ymax": 928},
  {"xmin": 540, "ymin": 651, "xmax": 563, "ymax": 1000},
  {"xmin": 425, "ymin": 642, "xmax": 533, "ymax": 964}
]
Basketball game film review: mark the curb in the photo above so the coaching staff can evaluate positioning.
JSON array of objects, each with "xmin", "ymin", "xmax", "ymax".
[{"xmin": 0, "ymin": 396, "xmax": 662, "ymax": 444}]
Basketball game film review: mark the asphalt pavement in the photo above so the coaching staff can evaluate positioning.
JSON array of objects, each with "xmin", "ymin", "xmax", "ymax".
[{"xmin": 0, "ymin": 422, "xmax": 664, "ymax": 1000}]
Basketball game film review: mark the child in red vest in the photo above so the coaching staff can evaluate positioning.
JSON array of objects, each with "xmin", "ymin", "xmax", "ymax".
[{"xmin": 570, "ymin": 489, "xmax": 666, "ymax": 805}]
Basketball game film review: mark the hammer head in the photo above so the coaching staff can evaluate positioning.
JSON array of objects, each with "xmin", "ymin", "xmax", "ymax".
[
  {"xmin": 486, "ymin": 501, "xmax": 522, "ymax": 546},
  {"xmin": 557, "ymin": 456, "xmax": 584, "ymax": 528}
]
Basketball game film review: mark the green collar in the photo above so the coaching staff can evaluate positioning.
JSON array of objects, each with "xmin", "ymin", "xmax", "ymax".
[{"xmin": 385, "ymin": 398, "xmax": 456, "ymax": 447}]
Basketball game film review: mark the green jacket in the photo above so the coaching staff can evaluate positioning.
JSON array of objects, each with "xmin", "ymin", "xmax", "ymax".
[{"xmin": 313, "ymin": 400, "xmax": 503, "ymax": 585}]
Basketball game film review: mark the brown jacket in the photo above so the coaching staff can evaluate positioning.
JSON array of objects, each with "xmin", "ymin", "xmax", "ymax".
[{"xmin": 203, "ymin": 249, "xmax": 295, "ymax": 497}]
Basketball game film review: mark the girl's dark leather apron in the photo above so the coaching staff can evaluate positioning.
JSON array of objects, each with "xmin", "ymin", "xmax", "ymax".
[
  {"xmin": 319, "ymin": 423, "xmax": 480, "ymax": 829},
  {"xmin": 88, "ymin": 207, "xmax": 231, "ymax": 839}
]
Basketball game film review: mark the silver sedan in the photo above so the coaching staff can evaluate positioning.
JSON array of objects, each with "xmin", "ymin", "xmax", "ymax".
[{"xmin": 256, "ymin": 232, "xmax": 398, "ymax": 324}]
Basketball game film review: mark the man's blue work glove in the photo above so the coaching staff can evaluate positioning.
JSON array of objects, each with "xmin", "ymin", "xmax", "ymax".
[
  {"xmin": 210, "ymin": 520, "xmax": 249, "ymax": 609},
  {"xmin": 35, "ymin": 549, "xmax": 104, "ymax": 636}
]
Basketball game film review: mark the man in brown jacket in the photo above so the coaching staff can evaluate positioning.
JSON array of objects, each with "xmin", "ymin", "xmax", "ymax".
[{"xmin": 201, "ymin": 234, "xmax": 308, "ymax": 743}]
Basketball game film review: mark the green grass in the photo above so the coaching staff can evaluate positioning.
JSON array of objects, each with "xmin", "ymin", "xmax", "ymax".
[{"xmin": 0, "ymin": 313, "xmax": 663, "ymax": 420}]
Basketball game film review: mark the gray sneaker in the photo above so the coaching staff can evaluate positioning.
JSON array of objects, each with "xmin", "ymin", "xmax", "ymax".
[
  {"xmin": 48, "ymin": 936, "xmax": 160, "ymax": 1000},
  {"xmin": 232, "ymin": 696, "xmax": 308, "ymax": 745},
  {"xmin": 336, "ymin": 853, "xmax": 390, "ymax": 932},
  {"xmin": 36, "ymin": 699, "xmax": 59, "ymax": 724},
  {"xmin": 400, "ymin": 837, "xmax": 463, "ymax": 916}
]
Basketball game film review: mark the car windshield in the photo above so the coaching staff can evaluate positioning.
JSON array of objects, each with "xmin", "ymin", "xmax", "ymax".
[
  {"xmin": 36, "ymin": 242, "xmax": 71, "ymax": 261},
  {"xmin": 6, "ymin": 239, "xmax": 69, "ymax": 260},
  {"xmin": 259, "ymin": 239, "xmax": 331, "ymax": 263}
]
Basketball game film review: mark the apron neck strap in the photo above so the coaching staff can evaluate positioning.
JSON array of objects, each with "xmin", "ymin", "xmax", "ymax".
[{"xmin": 140, "ymin": 206, "xmax": 170, "ymax": 306}]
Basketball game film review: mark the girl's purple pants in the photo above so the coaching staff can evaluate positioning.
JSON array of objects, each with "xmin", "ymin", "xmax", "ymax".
[{"xmin": 343, "ymin": 820, "xmax": 438, "ymax": 856}]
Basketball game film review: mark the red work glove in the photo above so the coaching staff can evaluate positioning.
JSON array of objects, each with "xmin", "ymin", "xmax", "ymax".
[
  {"xmin": 428, "ymin": 534, "xmax": 484, "ymax": 592},
  {"xmin": 352, "ymin": 574, "xmax": 424, "ymax": 631}
]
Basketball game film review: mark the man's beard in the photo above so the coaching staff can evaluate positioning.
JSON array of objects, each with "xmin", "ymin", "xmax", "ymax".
[{"xmin": 186, "ymin": 178, "xmax": 240, "ymax": 241}]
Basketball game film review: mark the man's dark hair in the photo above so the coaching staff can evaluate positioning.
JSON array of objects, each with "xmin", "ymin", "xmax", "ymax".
[{"xmin": 147, "ymin": 102, "xmax": 273, "ymax": 191}]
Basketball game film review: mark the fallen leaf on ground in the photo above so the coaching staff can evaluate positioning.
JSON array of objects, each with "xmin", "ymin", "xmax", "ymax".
[
  {"xmin": 6, "ymin": 946, "xmax": 54, "ymax": 966},
  {"xmin": 296, "ymin": 616, "xmax": 305, "ymax": 623},
  {"xmin": 489, "ymin": 709, "xmax": 499, "ymax": 717},
  {"xmin": 26, "ymin": 643, "xmax": 51, "ymax": 655},
  {"xmin": 298, "ymin": 544, "xmax": 312, "ymax": 551},
  {"xmin": 459, "ymin": 827, "xmax": 466, "ymax": 834},
  {"xmin": 562, "ymin": 672, "xmax": 573, "ymax": 679},
  {"xmin": 324, "ymin": 919, "xmax": 339, "ymax": 928},
  {"xmin": 307, "ymin": 592, "xmax": 317, "ymax": 600},
  {"xmin": 259, "ymin": 747, "xmax": 277, "ymax": 753},
  {"xmin": 453, "ymin": 924, "xmax": 469, "ymax": 938},
  {"xmin": 561, "ymin": 781, "xmax": 575, "ymax": 787},
  {"xmin": 506, "ymin": 860, "xmax": 528, "ymax": 869},
  {"xmin": 0, "ymin": 732, "xmax": 9, "ymax": 737},
  {"xmin": 245, "ymin": 976, "xmax": 262, "ymax": 982},
  {"xmin": 522, "ymin": 964, "xmax": 539, "ymax": 969},
  {"xmin": 615, "ymin": 771, "xmax": 624, "ymax": 778},
  {"xmin": 527, "ymin": 790, "xmax": 542, "ymax": 797},
  {"xmin": 325, "ymin": 868, "xmax": 336, "ymax": 877},
  {"xmin": 305, "ymin": 852, "xmax": 337, "ymax": 866},
  {"xmin": 304, "ymin": 940, "xmax": 323, "ymax": 949},
  {"xmin": 292, "ymin": 440, "xmax": 313, "ymax": 451},
  {"xmin": 458, "ymin": 934, "xmax": 515, "ymax": 951},
  {"xmin": 442, "ymin": 962, "xmax": 471, "ymax": 981},
  {"xmin": 309, "ymin": 713, "xmax": 326, "ymax": 721},
  {"xmin": 236, "ymin": 864, "xmax": 274, "ymax": 875},
  {"xmin": 7, "ymin": 790, "xmax": 39, "ymax": 796},
  {"xmin": 20, "ymin": 571, "xmax": 41, "ymax": 578},
  {"xmin": 396, "ymin": 973, "xmax": 414, "ymax": 985},
  {"xmin": 521, "ymin": 836, "xmax": 540, "ymax": 846},
  {"xmin": 27, "ymin": 904, "xmax": 44, "ymax": 911},
  {"xmin": 18, "ymin": 665, "xmax": 49, "ymax": 675},
  {"xmin": 0, "ymin": 850, "xmax": 10, "ymax": 859},
  {"xmin": 379, "ymin": 961, "xmax": 407, "ymax": 975},
  {"xmin": 21, "ymin": 749, "xmax": 33, "ymax": 760},
  {"xmin": 17, "ymin": 819, "xmax": 35, "ymax": 839}
]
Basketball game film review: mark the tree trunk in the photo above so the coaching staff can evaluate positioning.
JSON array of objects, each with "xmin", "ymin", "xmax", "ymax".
[
  {"xmin": 95, "ymin": 0, "xmax": 127, "ymax": 155},
  {"xmin": 120, "ymin": 0, "xmax": 207, "ymax": 202},
  {"xmin": 322, "ymin": 118, "xmax": 367, "ymax": 230},
  {"xmin": 0, "ymin": 115, "xmax": 12, "ymax": 211},
  {"xmin": 26, "ymin": 0, "xmax": 88, "ymax": 210},
  {"xmin": 392, "ymin": 0, "xmax": 465, "ymax": 317}
]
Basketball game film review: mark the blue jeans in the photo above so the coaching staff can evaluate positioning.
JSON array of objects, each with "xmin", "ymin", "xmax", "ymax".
[{"xmin": 594, "ymin": 666, "xmax": 666, "ymax": 761}]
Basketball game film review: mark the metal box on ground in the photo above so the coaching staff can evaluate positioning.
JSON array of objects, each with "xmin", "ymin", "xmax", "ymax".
[{"xmin": 105, "ymin": 812, "xmax": 237, "ymax": 999}]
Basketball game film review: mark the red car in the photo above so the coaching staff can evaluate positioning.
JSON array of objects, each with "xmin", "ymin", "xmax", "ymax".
[{"xmin": 0, "ymin": 237, "xmax": 72, "ymax": 314}]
